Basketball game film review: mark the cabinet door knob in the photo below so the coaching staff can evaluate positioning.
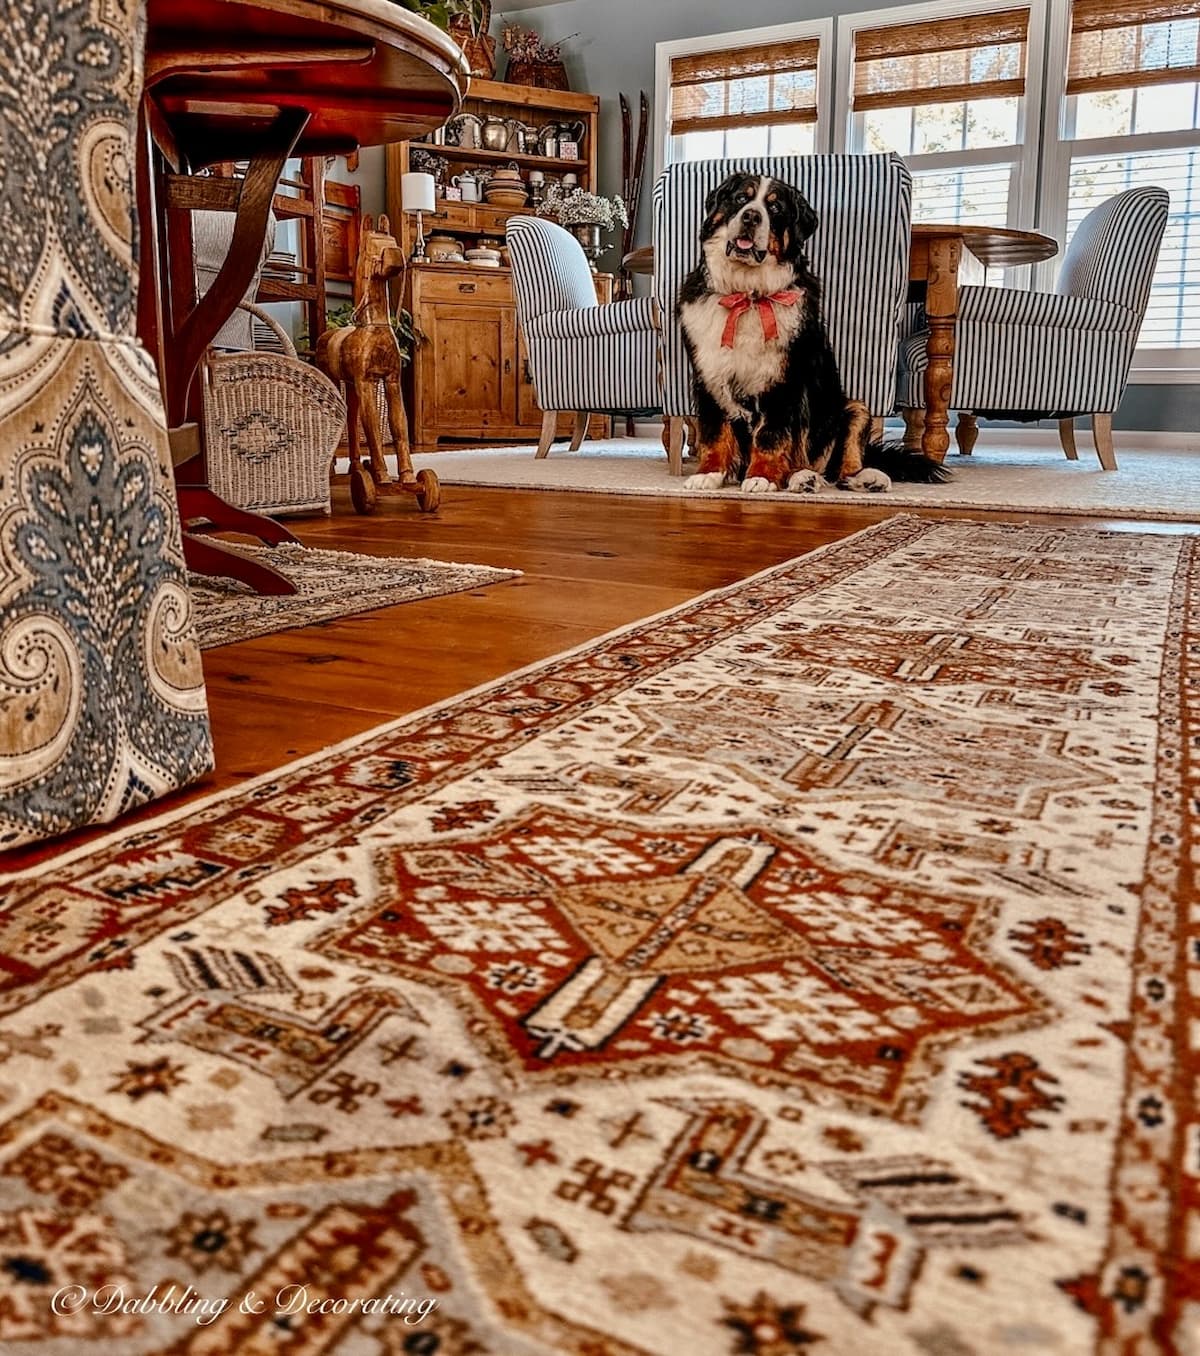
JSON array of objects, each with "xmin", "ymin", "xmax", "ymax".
[
  {"xmin": 503, "ymin": 358, "xmax": 512, "ymax": 375},
  {"xmin": 458, "ymin": 282, "xmax": 477, "ymax": 293}
]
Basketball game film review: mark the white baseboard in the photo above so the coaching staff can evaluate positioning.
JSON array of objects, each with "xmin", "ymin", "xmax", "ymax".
[{"xmin": 633, "ymin": 419, "xmax": 1197, "ymax": 453}]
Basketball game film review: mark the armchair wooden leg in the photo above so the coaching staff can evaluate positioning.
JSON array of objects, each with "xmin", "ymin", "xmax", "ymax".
[
  {"xmin": 535, "ymin": 410, "xmax": 557, "ymax": 459},
  {"xmin": 955, "ymin": 413, "xmax": 978, "ymax": 456},
  {"xmin": 870, "ymin": 416, "xmax": 884, "ymax": 443},
  {"xmin": 569, "ymin": 411, "xmax": 589, "ymax": 451},
  {"xmin": 902, "ymin": 407, "xmax": 925, "ymax": 451},
  {"xmin": 667, "ymin": 417, "xmax": 685, "ymax": 477},
  {"xmin": 1092, "ymin": 413, "xmax": 1117, "ymax": 471},
  {"xmin": 1059, "ymin": 418, "xmax": 1079, "ymax": 460}
]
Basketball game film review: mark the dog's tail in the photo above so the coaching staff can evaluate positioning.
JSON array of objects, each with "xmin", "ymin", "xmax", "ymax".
[{"xmin": 864, "ymin": 440, "xmax": 952, "ymax": 483}]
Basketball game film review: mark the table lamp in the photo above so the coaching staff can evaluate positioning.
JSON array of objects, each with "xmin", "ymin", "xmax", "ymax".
[{"xmin": 401, "ymin": 171, "xmax": 436, "ymax": 263}]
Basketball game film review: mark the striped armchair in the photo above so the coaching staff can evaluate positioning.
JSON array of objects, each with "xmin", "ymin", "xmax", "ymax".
[
  {"xmin": 898, "ymin": 188, "xmax": 1169, "ymax": 470},
  {"xmin": 652, "ymin": 154, "xmax": 913, "ymax": 474},
  {"xmin": 506, "ymin": 216, "xmax": 660, "ymax": 458}
]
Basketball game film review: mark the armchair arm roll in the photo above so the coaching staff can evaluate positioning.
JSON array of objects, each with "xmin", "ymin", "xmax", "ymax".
[
  {"xmin": 526, "ymin": 295, "xmax": 659, "ymax": 341},
  {"xmin": 957, "ymin": 286, "xmax": 1135, "ymax": 331}
]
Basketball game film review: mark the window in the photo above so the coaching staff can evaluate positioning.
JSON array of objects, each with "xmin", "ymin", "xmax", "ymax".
[
  {"xmin": 654, "ymin": 0, "xmax": 1196, "ymax": 375},
  {"xmin": 837, "ymin": 1, "xmax": 1046, "ymax": 234},
  {"xmin": 1043, "ymin": 0, "xmax": 1200, "ymax": 365},
  {"xmin": 655, "ymin": 22, "xmax": 833, "ymax": 171}
]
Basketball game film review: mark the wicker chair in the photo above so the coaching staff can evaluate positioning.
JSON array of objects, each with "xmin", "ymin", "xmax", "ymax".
[{"xmin": 204, "ymin": 303, "xmax": 346, "ymax": 516}]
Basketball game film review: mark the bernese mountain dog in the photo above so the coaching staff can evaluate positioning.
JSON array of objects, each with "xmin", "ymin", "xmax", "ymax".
[{"xmin": 678, "ymin": 172, "xmax": 949, "ymax": 493}]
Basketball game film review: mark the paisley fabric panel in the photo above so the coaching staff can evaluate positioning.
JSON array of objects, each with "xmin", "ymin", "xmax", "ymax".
[{"xmin": 0, "ymin": 0, "xmax": 213, "ymax": 847}]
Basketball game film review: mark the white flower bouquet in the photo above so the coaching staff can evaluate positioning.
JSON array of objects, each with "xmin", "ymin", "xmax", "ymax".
[{"xmin": 537, "ymin": 185, "xmax": 629, "ymax": 233}]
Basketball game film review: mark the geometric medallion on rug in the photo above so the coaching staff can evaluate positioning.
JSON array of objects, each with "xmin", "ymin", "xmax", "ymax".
[
  {"xmin": 188, "ymin": 543, "xmax": 520, "ymax": 648},
  {"xmin": 1, "ymin": 516, "xmax": 1194, "ymax": 1354}
]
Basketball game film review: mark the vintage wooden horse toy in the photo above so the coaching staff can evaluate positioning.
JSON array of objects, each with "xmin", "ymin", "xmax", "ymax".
[{"xmin": 316, "ymin": 214, "xmax": 440, "ymax": 514}]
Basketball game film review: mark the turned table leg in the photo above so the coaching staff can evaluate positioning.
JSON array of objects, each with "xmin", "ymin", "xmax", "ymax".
[
  {"xmin": 902, "ymin": 407, "xmax": 926, "ymax": 450},
  {"xmin": 921, "ymin": 236, "xmax": 962, "ymax": 464},
  {"xmin": 955, "ymin": 412, "xmax": 979, "ymax": 456}
]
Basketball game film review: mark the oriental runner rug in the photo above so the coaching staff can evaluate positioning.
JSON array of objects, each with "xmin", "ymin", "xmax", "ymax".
[
  {"xmin": 1, "ymin": 516, "xmax": 1195, "ymax": 1355},
  {"xmin": 189, "ymin": 544, "xmax": 520, "ymax": 649}
]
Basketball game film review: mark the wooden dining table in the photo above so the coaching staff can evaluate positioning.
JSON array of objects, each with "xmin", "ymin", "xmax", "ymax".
[
  {"xmin": 623, "ymin": 221, "xmax": 1059, "ymax": 463},
  {"xmin": 909, "ymin": 224, "xmax": 1057, "ymax": 460},
  {"xmin": 138, "ymin": 0, "xmax": 466, "ymax": 593}
]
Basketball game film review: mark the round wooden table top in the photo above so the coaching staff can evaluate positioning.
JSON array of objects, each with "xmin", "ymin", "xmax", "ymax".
[
  {"xmin": 146, "ymin": 0, "xmax": 467, "ymax": 164},
  {"xmin": 623, "ymin": 224, "xmax": 1058, "ymax": 277},
  {"xmin": 911, "ymin": 223, "xmax": 1059, "ymax": 269}
]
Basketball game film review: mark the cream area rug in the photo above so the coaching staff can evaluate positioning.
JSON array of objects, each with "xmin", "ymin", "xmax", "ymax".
[
  {"xmin": 4, "ymin": 517, "xmax": 1196, "ymax": 1354},
  {"xmin": 413, "ymin": 436, "xmax": 1200, "ymax": 521},
  {"xmin": 189, "ymin": 544, "xmax": 520, "ymax": 649}
]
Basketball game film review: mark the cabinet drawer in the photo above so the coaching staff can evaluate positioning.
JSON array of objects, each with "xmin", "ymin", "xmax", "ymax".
[{"xmin": 416, "ymin": 271, "xmax": 514, "ymax": 306}]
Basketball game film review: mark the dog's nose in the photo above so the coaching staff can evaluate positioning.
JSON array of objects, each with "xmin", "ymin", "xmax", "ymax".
[{"xmin": 740, "ymin": 208, "xmax": 762, "ymax": 231}]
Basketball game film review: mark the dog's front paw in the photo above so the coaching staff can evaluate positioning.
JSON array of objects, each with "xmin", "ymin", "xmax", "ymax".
[
  {"xmin": 786, "ymin": 469, "xmax": 825, "ymax": 494},
  {"xmin": 685, "ymin": 471, "xmax": 727, "ymax": 491},
  {"xmin": 742, "ymin": 477, "xmax": 779, "ymax": 494},
  {"xmin": 839, "ymin": 468, "xmax": 892, "ymax": 493}
]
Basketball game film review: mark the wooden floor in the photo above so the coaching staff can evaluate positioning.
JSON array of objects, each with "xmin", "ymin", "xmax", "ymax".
[{"xmin": 5, "ymin": 480, "xmax": 1191, "ymax": 874}]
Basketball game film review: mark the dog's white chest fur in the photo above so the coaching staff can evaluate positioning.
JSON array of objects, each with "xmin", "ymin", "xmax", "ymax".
[{"xmin": 680, "ymin": 290, "xmax": 804, "ymax": 421}]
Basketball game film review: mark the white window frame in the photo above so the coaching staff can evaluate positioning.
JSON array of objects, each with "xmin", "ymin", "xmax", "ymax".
[
  {"xmin": 1038, "ymin": 0, "xmax": 1200, "ymax": 380},
  {"xmin": 653, "ymin": 19, "xmax": 835, "ymax": 181},
  {"xmin": 833, "ymin": 0, "xmax": 1048, "ymax": 237}
]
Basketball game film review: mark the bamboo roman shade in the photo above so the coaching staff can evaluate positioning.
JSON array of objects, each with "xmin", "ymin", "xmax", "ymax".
[
  {"xmin": 852, "ymin": 8, "xmax": 1031, "ymax": 112},
  {"xmin": 1067, "ymin": 0, "xmax": 1200, "ymax": 96},
  {"xmin": 669, "ymin": 38, "xmax": 820, "ymax": 135}
]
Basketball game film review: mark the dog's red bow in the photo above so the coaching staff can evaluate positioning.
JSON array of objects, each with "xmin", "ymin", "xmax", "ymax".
[{"xmin": 718, "ymin": 290, "xmax": 803, "ymax": 348}]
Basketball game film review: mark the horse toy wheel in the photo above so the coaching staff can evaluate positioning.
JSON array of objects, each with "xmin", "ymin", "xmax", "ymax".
[
  {"xmin": 416, "ymin": 468, "xmax": 441, "ymax": 513},
  {"xmin": 350, "ymin": 464, "xmax": 378, "ymax": 515}
]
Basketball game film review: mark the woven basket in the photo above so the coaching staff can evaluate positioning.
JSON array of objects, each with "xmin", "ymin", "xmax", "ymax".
[
  {"xmin": 506, "ymin": 59, "xmax": 569, "ymax": 90},
  {"xmin": 204, "ymin": 303, "xmax": 346, "ymax": 517}
]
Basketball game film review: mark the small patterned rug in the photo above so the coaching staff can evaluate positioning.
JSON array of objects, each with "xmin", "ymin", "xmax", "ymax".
[
  {"xmin": 414, "ymin": 436, "xmax": 1200, "ymax": 521},
  {"xmin": 3, "ymin": 517, "xmax": 1195, "ymax": 1354},
  {"xmin": 189, "ymin": 543, "xmax": 520, "ymax": 648}
]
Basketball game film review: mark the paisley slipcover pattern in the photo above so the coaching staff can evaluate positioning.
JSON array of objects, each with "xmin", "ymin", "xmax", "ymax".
[{"xmin": 0, "ymin": 0, "xmax": 212, "ymax": 847}]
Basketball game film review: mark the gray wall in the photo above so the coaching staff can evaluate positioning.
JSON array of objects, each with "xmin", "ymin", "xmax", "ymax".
[{"xmin": 439, "ymin": 0, "xmax": 1199, "ymax": 433}]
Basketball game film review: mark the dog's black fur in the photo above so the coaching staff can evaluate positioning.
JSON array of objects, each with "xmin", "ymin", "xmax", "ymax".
[{"xmin": 678, "ymin": 172, "xmax": 949, "ymax": 492}]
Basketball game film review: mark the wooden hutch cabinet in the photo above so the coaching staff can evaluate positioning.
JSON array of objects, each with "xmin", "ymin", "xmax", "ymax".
[{"xmin": 386, "ymin": 79, "xmax": 611, "ymax": 452}]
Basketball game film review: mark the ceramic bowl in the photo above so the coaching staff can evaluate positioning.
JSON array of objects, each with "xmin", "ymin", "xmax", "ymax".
[{"xmin": 485, "ymin": 189, "xmax": 528, "ymax": 208}]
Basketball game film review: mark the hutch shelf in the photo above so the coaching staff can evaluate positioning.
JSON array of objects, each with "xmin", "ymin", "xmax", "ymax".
[{"xmin": 386, "ymin": 79, "xmax": 611, "ymax": 452}]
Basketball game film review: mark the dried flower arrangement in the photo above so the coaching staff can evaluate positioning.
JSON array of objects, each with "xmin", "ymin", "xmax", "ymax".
[
  {"xmin": 500, "ymin": 20, "xmax": 575, "ymax": 89},
  {"xmin": 500, "ymin": 21, "xmax": 568, "ymax": 64},
  {"xmin": 537, "ymin": 185, "xmax": 629, "ymax": 234}
]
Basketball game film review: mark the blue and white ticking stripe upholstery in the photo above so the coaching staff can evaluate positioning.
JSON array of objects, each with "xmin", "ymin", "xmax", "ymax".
[
  {"xmin": 652, "ymin": 155, "xmax": 913, "ymax": 418},
  {"xmin": 506, "ymin": 216, "xmax": 660, "ymax": 413},
  {"xmin": 898, "ymin": 188, "xmax": 1169, "ymax": 416}
]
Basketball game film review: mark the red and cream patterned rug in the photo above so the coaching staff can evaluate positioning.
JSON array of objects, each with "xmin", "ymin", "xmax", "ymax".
[{"xmin": 1, "ymin": 516, "xmax": 1194, "ymax": 1354}]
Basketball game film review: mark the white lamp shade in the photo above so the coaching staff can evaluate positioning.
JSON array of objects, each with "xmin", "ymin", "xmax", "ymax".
[{"xmin": 401, "ymin": 171, "xmax": 436, "ymax": 214}]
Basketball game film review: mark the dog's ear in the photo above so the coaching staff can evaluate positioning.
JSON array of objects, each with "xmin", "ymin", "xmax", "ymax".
[
  {"xmin": 700, "ymin": 174, "xmax": 742, "ymax": 241},
  {"xmin": 791, "ymin": 188, "xmax": 820, "ymax": 243}
]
